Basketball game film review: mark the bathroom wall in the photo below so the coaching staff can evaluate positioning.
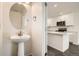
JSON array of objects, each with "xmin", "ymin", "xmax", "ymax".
[
  {"xmin": 31, "ymin": 2, "xmax": 46, "ymax": 56},
  {"xmin": 2, "ymin": 2, "xmax": 19, "ymax": 56},
  {"xmin": 0, "ymin": 2, "xmax": 3, "ymax": 55},
  {"xmin": 23, "ymin": 4, "xmax": 32, "ymax": 56},
  {"xmin": 2, "ymin": 2, "xmax": 32, "ymax": 56}
]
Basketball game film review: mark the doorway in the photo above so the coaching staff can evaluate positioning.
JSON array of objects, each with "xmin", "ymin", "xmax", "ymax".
[{"xmin": 47, "ymin": 2, "xmax": 79, "ymax": 56}]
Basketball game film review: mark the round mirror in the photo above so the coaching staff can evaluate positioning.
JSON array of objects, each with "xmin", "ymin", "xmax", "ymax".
[{"xmin": 9, "ymin": 3, "xmax": 27, "ymax": 30}]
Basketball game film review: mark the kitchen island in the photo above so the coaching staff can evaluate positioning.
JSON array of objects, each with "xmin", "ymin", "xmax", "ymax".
[{"xmin": 48, "ymin": 31, "xmax": 72, "ymax": 52}]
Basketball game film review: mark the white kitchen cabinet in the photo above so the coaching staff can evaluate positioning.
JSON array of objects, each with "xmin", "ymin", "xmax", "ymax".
[
  {"xmin": 57, "ymin": 13, "xmax": 74, "ymax": 26},
  {"xmin": 47, "ymin": 18, "xmax": 53, "ymax": 26},
  {"xmin": 48, "ymin": 17, "xmax": 58, "ymax": 26},
  {"xmin": 69, "ymin": 32, "xmax": 79, "ymax": 45},
  {"xmin": 48, "ymin": 31, "xmax": 71, "ymax": 52},
  {"xmin": 48, "ymin": 13, "xmax": 74, "ymax": 27}
]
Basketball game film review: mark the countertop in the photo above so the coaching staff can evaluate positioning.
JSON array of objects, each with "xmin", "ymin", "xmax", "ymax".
[{"xmin": 48, "ymin": 31, "xmax": 72, "ymax": 35}]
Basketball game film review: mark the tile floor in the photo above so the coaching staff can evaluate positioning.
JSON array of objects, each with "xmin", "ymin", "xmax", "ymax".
[{"xmin": 48, "ymin": 43, "xmax": 79, "ymax": 56}]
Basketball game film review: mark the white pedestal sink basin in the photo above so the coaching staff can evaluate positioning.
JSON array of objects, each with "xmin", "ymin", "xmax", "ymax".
[{"xmin": 10, "ymin": 34, "xmax": 30, "ymax": 56}]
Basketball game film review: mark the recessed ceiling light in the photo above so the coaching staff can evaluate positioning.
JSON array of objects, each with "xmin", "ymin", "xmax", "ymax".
[{"xmin": 53, "ymin": 4, "xmax": 58, "ymax": 7}]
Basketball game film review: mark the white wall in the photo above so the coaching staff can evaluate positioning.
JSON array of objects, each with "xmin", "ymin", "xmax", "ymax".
[
  {"xmin": 47, "ymin": 17, "xmax": 58, "ymax": 31},
  {"xmin": 71, "ymin": 12, "xmax": 79, "ymax": 45},
  {"xmin": 0, "ymin": 2, "xmax": 3, "ymax": 56},
  {"xmin": 31, "ymin": 2, "xmax": 46, "ymax": 56},
  {"xmin": 2, "ymin": 3, "xmax": 18, "ymax": 56},
  {"xmin": 2, "ymin": 2, "xmax": 32, "ymax": 56},
  {"xmin": 23, "ymin": 4, "xmax": 32, "ymax": 56}
]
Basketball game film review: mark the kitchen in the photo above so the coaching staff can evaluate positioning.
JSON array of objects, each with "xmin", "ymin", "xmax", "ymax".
[{"xmin": 47, "ymin": 2, "xmax": 79, "ymax": 56}]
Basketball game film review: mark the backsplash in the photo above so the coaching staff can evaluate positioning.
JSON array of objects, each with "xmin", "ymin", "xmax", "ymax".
[{"xmin": 48, "ymin": 26, "xmax": 58, "ymax": 31}]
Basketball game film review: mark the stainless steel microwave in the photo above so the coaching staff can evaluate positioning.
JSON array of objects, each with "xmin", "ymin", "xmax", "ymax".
[{"xmin": 56, "ymin": 21, "xmax": 66, "ymax": 26}]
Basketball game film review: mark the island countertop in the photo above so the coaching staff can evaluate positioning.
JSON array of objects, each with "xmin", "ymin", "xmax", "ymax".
[
  {"xmin": 48, "ymin": 31, "xmax": 72, "ymax": 35},
  {"xmin": 48, "ymin": 31, "xmax": 72, "ymax": 52}
]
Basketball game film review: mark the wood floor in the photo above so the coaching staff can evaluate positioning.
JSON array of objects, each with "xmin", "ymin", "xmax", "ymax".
[{"xmin": 48, "ymin": 43, "xmax": 79, "ymax": 56}]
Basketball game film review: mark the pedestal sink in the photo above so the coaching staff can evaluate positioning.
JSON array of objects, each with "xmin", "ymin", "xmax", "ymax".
[{"xmin": 10, "ymin": 34, "xmax": 30, "ymax": 56}]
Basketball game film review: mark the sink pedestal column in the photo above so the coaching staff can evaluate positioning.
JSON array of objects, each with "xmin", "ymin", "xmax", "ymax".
[
  {"xmin": 10, "ymin": 34, "xmax": 30, "ymax": 56},
  {"xmin": 18, "ymin": 42, "xmax": 24, "ymax": 56}
]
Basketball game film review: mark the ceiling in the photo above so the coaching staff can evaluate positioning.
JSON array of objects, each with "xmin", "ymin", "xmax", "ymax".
[{"xmin": 48, "ymin": 2, "xmax": 79, "ymax": 18}]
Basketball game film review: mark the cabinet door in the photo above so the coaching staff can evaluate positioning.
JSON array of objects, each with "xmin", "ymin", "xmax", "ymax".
[
  {"xmin": 65, "ymin": 14, "xmax": 74, "ymax": 26},
  {"xmin": 58, "ymin": 13, "xmax": 74, "ymax": 26},
  {"xmin": 69, "ymin": 32, "xmax": 78, "ymax": 45},
  {"xmin": 47, "ymin": 18, "xmax": 53, "ymax": 26},
  {"xmin": 48, "ymin": 17, "xmax": 58, "ymax": 26}
]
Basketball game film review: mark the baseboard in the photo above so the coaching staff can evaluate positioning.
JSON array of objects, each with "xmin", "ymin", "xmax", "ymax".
[
  {"xmin": 69, "ymin": 42, "xmax": 79, "ymax": 45},
  {"xmin": 24, "ymin": 53, "xmax": 32, "ymax": 56}
]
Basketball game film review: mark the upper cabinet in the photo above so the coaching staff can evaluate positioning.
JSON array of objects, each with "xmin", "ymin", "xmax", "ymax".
[
  {"xmin": 47, "ymin": 17, "xmax": 58, "ymax": 26},
  {"xmin": 48, "ymin": 13, "xmax": 75, "ymax": 27},
  {"xmin": 57, "ymin": 13, "xmax": 74, "ymax": 26}
]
